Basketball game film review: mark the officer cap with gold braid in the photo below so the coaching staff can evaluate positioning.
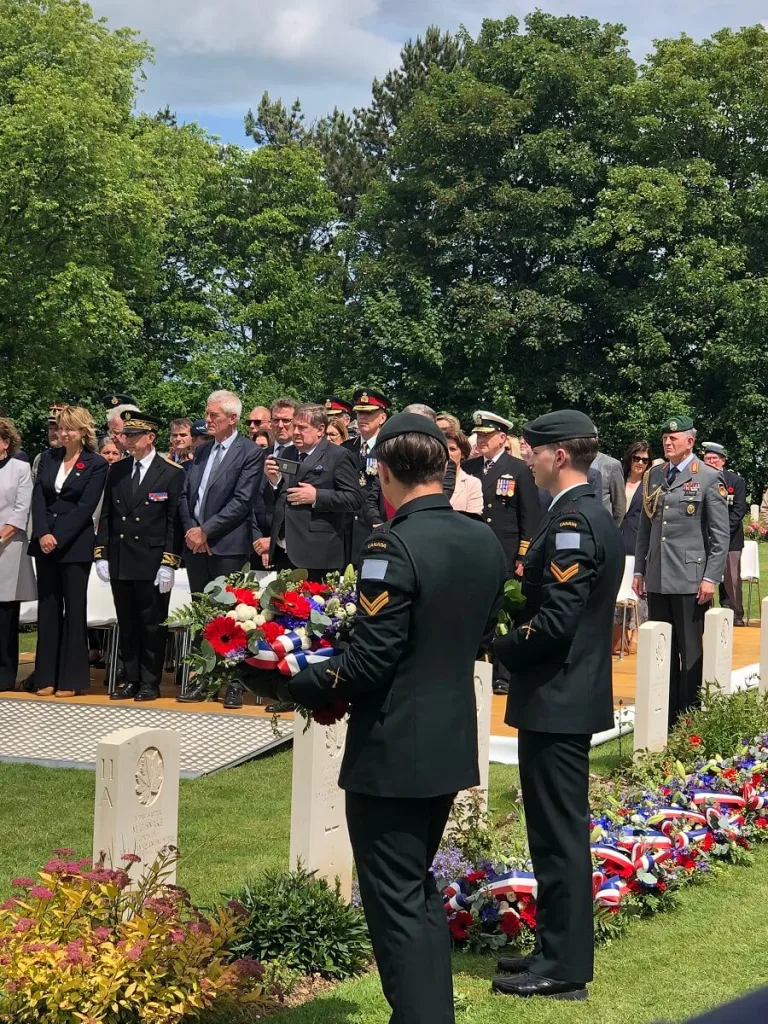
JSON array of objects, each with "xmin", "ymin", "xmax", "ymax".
[
  {"xmin": 102, "ymin": 393, "xmax": 135, "ymax": 409},
  {"xmin": 352, "ymin": 388, "xmax": 390, "ymax": 414},
  {"xmin": 121, "ymin": 410, "xmax": 160, "ymax": 434},
  {"xmin": 324, "ymin": 396, "xmax": 354, "ymax": 417},
  {"xmin": 473, "ymin": 410, "xmax": 513, "ymax": 435},
  {"xmin": 523, "ymin": 409, "xmax": 597, "ymax": 447}
]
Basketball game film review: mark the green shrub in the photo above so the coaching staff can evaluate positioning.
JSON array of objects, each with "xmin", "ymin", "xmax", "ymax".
[
  {"xmin": 666, "ymin": 685, "xmax": 768, "ymax": 765},
  {"xmin": 227, "ymin": 866, "xmax": 372, "ymax": 980}
]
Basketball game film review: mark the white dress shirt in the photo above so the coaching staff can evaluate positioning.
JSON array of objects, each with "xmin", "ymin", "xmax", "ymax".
[
  {"xmin": 194, "ymin": 431, "xmax": 238, "ymax": 521},
  {"xmin": 131, "ymin": 448, "xmax": 157, "ymax": 486}
]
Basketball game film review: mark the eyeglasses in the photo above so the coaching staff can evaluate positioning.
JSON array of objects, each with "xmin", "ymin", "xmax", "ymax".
[
  {"xmin": 273, "ymin": 417, "xmax": 294, "ymax": 425},
  {"xmin": 247, "ymin": 419, "xmax": 265, "ymax": 426},
  {"xmin": 632, "ymin": 456, "xmax": 650, "ymax": 463}
]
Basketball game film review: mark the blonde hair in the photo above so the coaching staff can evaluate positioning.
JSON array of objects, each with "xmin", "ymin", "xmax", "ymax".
[
  {"xmin": 505, "ymin": 435, "xmax": 522, "ymax": 459},
  {"xmin": 326, "ymin": 418, "xmax": 349, "ymax": 442},
  {"xmin": 56, "ymin": 406, "xmax": 97, "ymax": 452}
]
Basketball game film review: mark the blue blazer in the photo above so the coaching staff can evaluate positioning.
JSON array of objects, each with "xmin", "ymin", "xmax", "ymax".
[
  {"xmin": 29, "ymin": 448, "xmax": 107, "ymax": 562},
  {"xmin": 178, "ymin": 434, "xmax": 264, "ymax": 556}
]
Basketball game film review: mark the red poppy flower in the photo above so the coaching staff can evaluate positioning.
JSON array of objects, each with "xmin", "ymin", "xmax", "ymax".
[
  {"xmin": 260, "ymin": 621, "xmax": 284, "ymax": 646},
  {"xmin": 275, "ymin": 592, "xmax": 312, "ymax": 620},
  {"xmin": 728, "ymin": 487, "xmax": 734, "ymax": 494},
  {"xmin": 755, "ymin": 818, "xmax": 768, "ymax": 829},
  {"xmin": 656, "ymin": 881, "xmax": 667, "ymax": 893},
  {"xmin": 465, "ymin": 871, "xmax": 487, "ymax": 884},
  {"xmin": 701, "ymin": 833, "xmax": 714, "ymax": 852},
  {"xmin": 676, "ymin": 852, "xmax": 697, "ymax": 871},
  {"xmin": 300, "ymin": 581, "xmax": 331, "ymax": 596},
  {"xmin": 752, "ymin": 773, "xmax": 764, "ymax": 786},
  {"xmin": 722, "ymin": 768, "xmax": 737, "ymax": 780},
  {"xmin": 203, "ymin": 616, "xmax": 247, "ymax": 657},
  {"xmin": 689, "ymin": 735, "xmax": 702, "ymax": 746},
  {"xmin": 448, "ymin": 911, "xmax": 473, "ymax": 941},
  {"xmin": 499, "ymin": 913, "xmax": 521, "ymax": 937},
  {"xmin": 312, "ymin": 700, "xmax": 349, "ymax": 726},
  {"xmin": 318, "ymin": 637, "xmax": 333, "ymax": 648},
  {"xmin": 226, "ymin": 586, "xmax": 259, "ymax": 607},
  {"xmin": 75, "ymin": 461, "xmax": 85, "ymax": 470},
  {"xmin": 519, "ymin": 899, "xmax": 537, "ymax": 929}
]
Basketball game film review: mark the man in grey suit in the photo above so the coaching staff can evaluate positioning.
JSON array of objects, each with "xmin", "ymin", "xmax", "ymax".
[
  {"xmin": 633, "ymin": 415, "xmax": 729, "ymax": 727},
  {"xmin": 591, "ymin": 447, "xmax": 626, "ymax": 526},
  {"xmin": 178, "ymin": 388, "xmax": 264, "ymax": 596}
]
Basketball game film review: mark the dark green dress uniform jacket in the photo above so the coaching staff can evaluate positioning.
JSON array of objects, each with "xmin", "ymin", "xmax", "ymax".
[
  {"xmin": 94, "ymin": 454, "xmax": 184, "ymax": 579},
  {"xmin": 288, "ymin": 493, "xmax": 509, "ymax": 798},
  {"xmin": 495, "ymin": 483, "xmax": 624, "ymax": 735}
]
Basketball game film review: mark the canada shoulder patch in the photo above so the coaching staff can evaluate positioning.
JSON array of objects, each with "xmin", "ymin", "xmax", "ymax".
[
  {"xmin": 366, "ymin": 539, "xmax": 389, "ymax": 551},
  {"xmin": 559, "ymin": 520, "xmax": 579, "ymax": 529}
]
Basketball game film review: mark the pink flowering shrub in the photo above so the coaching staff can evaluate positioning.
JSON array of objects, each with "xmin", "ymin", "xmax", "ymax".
[{"xmin": 0, "ymin": 847, "xmax": 269, "ymax": 1023}]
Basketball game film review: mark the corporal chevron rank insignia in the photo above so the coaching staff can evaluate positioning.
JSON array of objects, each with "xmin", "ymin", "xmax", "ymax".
[
  {"xmin": 550, "ymin": 561, "xmax": 579, "ymax": 583},
  {"xmin": 360, "ymin": 591, "xmax": 390, "ymax": 616}
]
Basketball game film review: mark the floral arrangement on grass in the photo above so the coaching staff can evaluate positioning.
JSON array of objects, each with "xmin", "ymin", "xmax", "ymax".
[
  {"xmin": 441, "ymin": 734, "xmax": 768, "ymax": 952},
  {"xmin": 745, "ymin": 521, "xmax": 767, "ymax": 541},
  {"xmin": 168, "ymin": 566, "xmax": 358, "ymax": 724},
  {"xmin": 0, "ymin": 847, "xmax": 269, "ymax": 1023}
]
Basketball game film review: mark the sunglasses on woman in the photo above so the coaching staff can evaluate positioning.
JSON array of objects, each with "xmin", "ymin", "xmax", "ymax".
[{"xmin": 632, "ymin": 455, "xmax": 650, "ymax": 463}]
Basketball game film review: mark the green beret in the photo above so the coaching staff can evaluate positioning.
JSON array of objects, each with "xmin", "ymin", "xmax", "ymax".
[
  {"xmin": 377, "ymin": 412, "xmax": 449, "ymax": 454},
  {"xmin": 523, "ymin": 410, "xmax": 597, "ymax": 448},
  {"xmin": 660, "ymin": 414, "xmax": 694, "ymax": 435}
]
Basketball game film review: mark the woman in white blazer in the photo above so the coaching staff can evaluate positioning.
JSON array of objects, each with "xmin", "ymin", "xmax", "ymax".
[
  {"xmin": 445, "ymin": 427, "xmax": 484, "ymax": 517},
  {"xmin": 0, "ymin": 419, "xmax": 36, "ymax": 690}
]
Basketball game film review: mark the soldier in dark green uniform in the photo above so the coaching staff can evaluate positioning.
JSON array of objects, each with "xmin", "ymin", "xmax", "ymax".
[
  {"xmin": 492, "ymin": 410, "xmax": 624, "ymax": 1001},
  {"xmin": 245, "ymin": 412, "xmax": 508, "ymax": 1024}
]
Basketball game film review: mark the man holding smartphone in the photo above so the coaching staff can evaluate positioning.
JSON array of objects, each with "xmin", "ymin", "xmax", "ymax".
[{"xmin": 263, "ymin": 403, "xmax": 362, "ymax": 580}]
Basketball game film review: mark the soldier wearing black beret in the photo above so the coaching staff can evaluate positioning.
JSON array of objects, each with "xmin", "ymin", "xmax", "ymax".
[
  {"xmin": 245, "ymin": 412, "xmax": 508, "ymax": 1024},
  {"xmin": 492, "ymin": 410, "xmax": 624, "ymax": 1001},
  {"xmin": 94, "ymin": 411, "xmax": 183, "ymax": 702}
]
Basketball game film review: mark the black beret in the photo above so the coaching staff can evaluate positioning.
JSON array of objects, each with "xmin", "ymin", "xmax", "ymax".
[
  {"xmin": 523, "ymin": 410, "xmax": 598, "ymax": 448},
  {"xmin": 377, "ymin": 412, "xmax": 449, "ymax": 454}
]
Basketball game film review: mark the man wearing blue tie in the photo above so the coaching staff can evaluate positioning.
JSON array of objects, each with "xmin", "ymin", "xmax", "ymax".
[{"xmin": 633, "ymin": 415, "xmax": 729, "ymax": 726}]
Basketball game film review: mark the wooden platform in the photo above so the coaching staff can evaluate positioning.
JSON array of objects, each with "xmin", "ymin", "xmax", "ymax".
[{"xmin": 15, "ymin": 623, "xmax": 762, "ymax": 737}]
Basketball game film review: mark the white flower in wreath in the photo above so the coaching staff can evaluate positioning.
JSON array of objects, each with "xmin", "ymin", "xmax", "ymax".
[
  {"xmin": 313, "ymin": 596, "xmax": 326, "ymax": 609},
  {"xmin": 234, "ymin": 603, "xmax": 257, "ymax": 622},
  {"xmin": 254, "ymin": 613, "xmax": 266, "ymax": 626},
  {"xmin": 241, "ymin": 620, "xmax": 257, "ymax": 632},
  {"xmin": 226, "ymin": 610, "xmax": 239, "ymax": 620},
  {"xmin": 345, "ymin": 603, "xmax": 357, "ymax": 616}
]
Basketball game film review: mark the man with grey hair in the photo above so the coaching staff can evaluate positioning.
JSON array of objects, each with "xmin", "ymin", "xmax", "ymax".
[
  {"xmin": 179, "ymin": 389, "xmax": 264, "ymax": 705},
  {"xmin": 104, "ymin": 394, "xmax": 140, "ymax": 454},
  {"xmin": 633, "ymin": 415, "xmax": 729, "ymax": 726}
]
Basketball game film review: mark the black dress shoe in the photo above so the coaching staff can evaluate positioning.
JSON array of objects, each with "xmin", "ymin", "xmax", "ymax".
[
  {"xmin": 492, "ymin": 972, "xmax": 587, "ymax": 1000},
  {"xmin": 734, "ymin": 618, "xmax": 745, "ymax": 627},
  {"xmin": 111, "ymin": 683, "xmax": 140, "ymax": 701},
  {"xmin": 492, "ymin": 681, "xmax": 509, "ymax": 695},
  {"xmin": 22, "ymin": 671, "xmax": 36, "ymax": 693},
  {"xmin": 223, "ymin": 682, "xmax": 244, "ymax": 709},
  {"xmin": 265, "ymin": 701, "xmax": 296, "ymax": 714},
  {"xmin": 176, "ymin": 682, "xmax": 210, "ymax": 703},
  {"xmin": 496, "ymin": 955, "xmax": 533, "ymax": 974},
  {"xmin": 134, "ymin": 688, "xmax": 159, "ymax": 702}
]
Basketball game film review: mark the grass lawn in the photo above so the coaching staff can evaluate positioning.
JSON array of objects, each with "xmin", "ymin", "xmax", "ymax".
[{"xmin": 1, "ymin": 736, "xmax": 766, "ymax": 1022}]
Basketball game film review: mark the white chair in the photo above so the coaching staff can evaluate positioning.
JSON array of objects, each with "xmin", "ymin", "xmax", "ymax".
[
  {"xmin": 166, "ymin": 569, "xmax": 194, "ymax": 694},
  {"xmin": 86, "ymin": 570, "xmax": 120, "ymax": 692},
  {"xmin": 19, "ymin": 601, "xmax": 37, "ymax": 626},
  {"xmin": 614, "ymin": 555, "xmax": 637, "ymax": 660},
  {"xmin": 741, "ymin": 540, "xmax": 761, "ymax": 625}
]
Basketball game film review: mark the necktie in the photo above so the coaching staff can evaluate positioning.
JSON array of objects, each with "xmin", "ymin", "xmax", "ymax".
[
  {"xmin": 360, "ymin": 441, "xmax": 368, "ymax": 459},
  {"xmin": 666, "ymin": 465, "xmax": 678, "ymax": 487},
  {"xmin": 131, "ymin": 460, "xmax": 141, "ymax": 496},
  {"xmin": 198, "ymin": 443, "xmax": 223, "ymax": 518},
  {"xmin": 299, "ymin": 452, "xmax": 307, "ymax": 464},
  {"xmin": 484, "ymin": 459, "xmax": 492, "ymax": 475}
]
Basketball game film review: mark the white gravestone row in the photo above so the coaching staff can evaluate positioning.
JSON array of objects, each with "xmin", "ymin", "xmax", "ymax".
[
  {"xmin": 702, "ymin": 607, "xmax": 734, "ymax": 694},
  {"xmin": 633, "ymin": 621, "xmax": 672, "ymax": 756},
  {"xmin": 93, "ymin": 727, "xmax": 180, "ymax": 884}
]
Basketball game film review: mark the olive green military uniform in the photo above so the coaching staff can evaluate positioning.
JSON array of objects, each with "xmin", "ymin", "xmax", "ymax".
[
  {"xmin": 634, "ymin": 441, "xmax": 729, "ymax": 725},
  {"xmin": 494, "ymin": 412, "xmax": 624, "ymax": 993}
]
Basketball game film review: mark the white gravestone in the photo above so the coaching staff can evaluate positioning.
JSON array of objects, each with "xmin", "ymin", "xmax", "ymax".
[
  {"xmin": 93, "ymin": 727, "xmax": 180, "ymax": 884},
  {"xmin": 702, "ymin": 607, "xmax": 734, "ymax": 694},
  {"xmin": 289, "ymin": 718, "xmax": 353, "ymax": 902},
  {"xmin": 634, "ymin": 621, "xmax": 672, "ymax": 756},
  {"xmin": 454, "ymin": 661, "xmax": 494, "ymax": 815},
  {"xmin": 760, "ymin": 598, "xmax": 768, "ymax": 695},
  {"xmin": 751, "ymin": 504, "xmax": 760, "ymax": 524}
]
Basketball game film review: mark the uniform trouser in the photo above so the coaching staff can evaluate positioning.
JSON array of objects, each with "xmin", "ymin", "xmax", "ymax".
[
  {"xmin": 719, "ymin": 550, "xmax": 744, "ymax": 622},
  {"xmin": 111, "ymin": 580, "xmax": 171, "ymax": 690},
  {"xmin": 517, "ymin": 730, "xmax": 593, "ymax": 984},
  {"xmin": 345, "ymin": 791, "xmax": 457, "ymax": 1024},
  {"xmin": 648, "ymin": 592, "xmax": 708, "ymax": 727},
  {"xmin": 0, "ymin": 601, "xmax": 20, "ymax": 690},
  {"xmin": 34, "ymin": 559, "xmax": 90, "ymax": 692}
]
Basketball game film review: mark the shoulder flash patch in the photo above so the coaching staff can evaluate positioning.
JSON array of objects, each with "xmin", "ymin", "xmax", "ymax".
[
  {"xmin": 559, "ymin": 520, "xmax": 579, "ymax": 529},
  {"xmin": 718, "ymin": 483, "xmax": 727, "ymax": 498},
  {"xmin": 366, "ymin": 539, "xmax": 388, "ymax": 551}
]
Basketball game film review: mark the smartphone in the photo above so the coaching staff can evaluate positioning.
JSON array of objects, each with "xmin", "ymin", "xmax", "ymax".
[{"xmin": 274, "ymin": 456, "xmax": 300, "ymax": 477}]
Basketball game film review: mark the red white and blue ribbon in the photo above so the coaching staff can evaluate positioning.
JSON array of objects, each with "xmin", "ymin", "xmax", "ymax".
[
  {"xmin": 278, "ymin": 648, "xmax": 343, "ymax": 677},
  {"xmin": 244, "ymin": 641, "xmax": 279, "ymax": 670},
  {"xmin": 272, "ymin": 631, "xmax": 305, "ymax": 657}
]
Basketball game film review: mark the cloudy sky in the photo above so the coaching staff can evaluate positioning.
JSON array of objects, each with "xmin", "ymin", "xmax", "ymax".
[{"xmin": 89, "ymin": 0, "xmax": 767, "ymax": 143}]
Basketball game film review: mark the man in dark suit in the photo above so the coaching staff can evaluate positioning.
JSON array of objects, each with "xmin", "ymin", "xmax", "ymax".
[
  {"xmin": 702, "ymin": 442, "xmax": 747, "ymax": 625},
  {"xmin": 252, "ymin": 396, "xmax": 297, "ymax": 565},
  {"xmin": 244, "ymin": 412, "xmax": 508, "ymax": 1024},
  {"xmin": 263, "ymin": 403, "xmax": 362, "ymax": 580},
  {"xmin": 342, "ymin": 388, "xmax": 391, "ymax": 563},
  {"xmin": 94, "ymin": 412, "xmax": 183, "ymax": 702},
  {"xmin": 464, "ymin": 411, "xmax": 541, "ymax": 693},
  {"xmin": 492, "ymin": 410, "xmax": 624, "ymax": 1001},
  {"xmin": 179, "ymin": 389, "xmax": 264, "ymax": 591}
]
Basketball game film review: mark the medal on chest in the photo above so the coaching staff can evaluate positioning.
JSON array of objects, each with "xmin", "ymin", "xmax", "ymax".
[
  {"xmin": 682, "ymin": 481, "xmax": 700, "ymax": 496},
  {"xmin": 496, "ymin": 474, "xmax": 516, "ymax": 498},
  {"xmin": 365, "ymin": 456, "xmax": 378, "ymax": 477}
]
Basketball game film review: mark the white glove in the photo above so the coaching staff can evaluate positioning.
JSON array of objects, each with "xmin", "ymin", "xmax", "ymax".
[
  {"xmin": 154, "ymin": 566, "xmax": 175, "ymax": 594},
  {"xmin": 95, "ymin": 560, "xmax": 110, "ymax": 583}
]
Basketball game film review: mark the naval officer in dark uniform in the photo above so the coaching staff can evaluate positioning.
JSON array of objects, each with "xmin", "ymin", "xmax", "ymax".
[
  {"xmin": 245, "ymin": 413, "xmax": 508, "ymax": 1024},
  {"xmin": 94, "ymin": 411, "xmax": 184, "ymax": 702},
  {"xmin": 492, "ymin": 410, "xmax": 624, "ymax": 1001}
]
